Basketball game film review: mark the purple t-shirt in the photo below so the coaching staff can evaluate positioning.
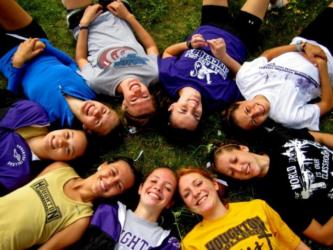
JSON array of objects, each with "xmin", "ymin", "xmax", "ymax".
[
  {"xmin": 159, "ymin": 25, "xmax": 245, "ymax": 111},
  {"xmin": 0, "ymin": 100, "xmax": 49, "ymax": 194}
]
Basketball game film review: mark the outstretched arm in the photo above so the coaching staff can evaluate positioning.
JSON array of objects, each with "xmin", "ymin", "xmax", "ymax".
[
  {"xmin": 38, "ymin": 217, "xmax": 91, "ymax": 250},
  {"xmin": 108, "ymin": 0, "xmax": 158, "ymax": 55},
  {"xmin": 303, "ymin": 216, "xmax": 333, "ymax": 247},
  {"xmin": 76, "ymin": 4, "xmax": 103, "ymax": 69}
]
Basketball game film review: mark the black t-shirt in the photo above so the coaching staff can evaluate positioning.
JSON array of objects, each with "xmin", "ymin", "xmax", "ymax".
[{"xmin": 254, "ymin": 126, "xmax": 333, "ymax": 233}]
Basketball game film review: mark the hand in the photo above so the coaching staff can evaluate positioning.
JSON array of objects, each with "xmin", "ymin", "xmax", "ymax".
[
  {"xmin": 80, "ymin": 4, "xmax": 103, "ymax": 26},
  {"xmin": 303, "ymin": 42, "xmax": 327, "ymax": 65},
  {"xmin": 107, "ymin": 0, "xmax": 132, "ymax": 20},
  {"xmin": 207, "ymin": 38, "xmax": 227, "ymax": 60},
  {"xmin": 190, "ymin": 34, "xmax": 207, "ymax": 49},
  {"xmin": 12, "ymin": 38, "xmax": 45, "ymax": 68},
  {"xmin": 314, "ymin": 56, "xmax": 327, "ymax": 70}
]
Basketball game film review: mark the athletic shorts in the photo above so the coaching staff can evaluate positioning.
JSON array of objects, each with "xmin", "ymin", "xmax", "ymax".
[
  {"xmin": 299, "ymin": 7, "xmax": 333, "ymax": 54},
  {"xmin": 0, "ymin": 20, "xmax": 47, "ymax": 58},
  {"xmin": 201, "ymin": 5, "xmax": 262, "ymax": 51}
]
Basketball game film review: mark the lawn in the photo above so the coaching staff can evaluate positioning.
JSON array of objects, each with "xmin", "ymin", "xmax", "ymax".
[{"xmin": 2, "ymin": 0, "xmax": 333, "ymax": 248}]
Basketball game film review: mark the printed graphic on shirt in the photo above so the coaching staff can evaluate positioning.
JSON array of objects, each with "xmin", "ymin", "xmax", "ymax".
[
  {"xmin": 281, "ymin": 138, "xmax": 333, "ymax": 199},
  {"xmin": 117, "ymin": 229, "xmax": 152, "ymax": 250},
  {"xmin": 98, "ymin": 47, "xmax": 149, "ymax": 69},
  {"xmin": 31, "ymin": 179, "xmax": 62, "ymax": 223},
  {"xmin": 259, "ymin": 63, "xmax": 319, "ymax": 93},
  {"xmin": 7, "ymin": 145, "xmax": 26, "ymax": 167},
  {"xmin": 185, "ymin": 49, "xmax": 229, "ymax": 84},
  {"xmin": 205, "ymin": 216, "xmax": 273, "ymax": 250}
]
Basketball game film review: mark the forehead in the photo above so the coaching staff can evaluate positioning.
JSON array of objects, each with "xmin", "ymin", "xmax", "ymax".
[
  {"xmin": 147, "ymin": 168, "xmax": 176, "ymax": 183},
  {"xmin": 179, "ymin": 172, "xmax": 203, "ymax": 187},
  {"xmin": 170, "ymin": 111, "xmax": 198, "ymax": 130}
]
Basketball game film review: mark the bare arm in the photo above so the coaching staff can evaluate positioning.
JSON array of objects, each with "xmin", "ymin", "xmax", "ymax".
[
  {"xmin": 76, "ymin": 4, "xmax": 103, "ymax": 69},
  {"xmin": 207, "ymin": 38, "xmax": 241, "ymax": 75},
  {"xmin": 108, "ymin": 0, "xmax": 158, "ymax": 55},
  {"xmin": 314, "ymin": 57, "xmax": 333, "ymax": 116},
  {"xmin": 11, "ymin": 38, "xmax": 45, "ymax": 68},
  {"xmin": 162, "ymin": 41, "xmax": 187, "ymax": 58},
  {"xmin": 309, "ymin": 131, "xmax": 333, "ymax": 149},
  {"xmin": 38, "ymin": 217, "xmax": 91, "ymax": 250},
  {"xmin": 163, "ymin": 33, "xmax": 207, "ymax": 58},
  {"xmin": 303, "ymin": 216, "xmax": 333, "ymax": 247},
  {"xmin": 261, "ymin": 42, "xmax": 327, "ymax": 63},
  {"xmin": 261, "ymin": 44, "xmax": 298, "ymax": 61}
]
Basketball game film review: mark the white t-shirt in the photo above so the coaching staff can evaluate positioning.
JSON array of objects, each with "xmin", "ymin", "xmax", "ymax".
[
  {"xmin": 236, "ymin": 37, "xmax": 333, "ymax": 130},
  {"xmin": 74, "ymin": 11, "xmax": 158, "ymax": 96}
]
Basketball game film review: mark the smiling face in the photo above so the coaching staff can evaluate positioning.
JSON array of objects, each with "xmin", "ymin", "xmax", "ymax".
[
  {"xmin": 214, "ymin": 146, "xmax": 265, "ymax": 180},
  {"xmin": 92, "ymin": 160, "xmax": 135, "ymax": 198},
  {"xmin": 178, "ymin": 172, "xmax": 220, "ymax": 218},
  {"xmin": 42, "ymin": 129, "xmax": 87, "ymax": 161},
  {"xmin": 232, "ymin": 96, "xmax": 270, "ymax": 130},
  {"xmin": 168, "ymin": 87, "xmax": 202, "ymax": 131},
  {"xmin": 120, "ymin": 78, "xmax": 155, "ymax": 117},
  {"xmin": 138, "ymin": 168, "xmax": 177, "ymax": 210},
  {"xmin": 80, "ymin": 100, "xmax": 119, "ymax": 135}
]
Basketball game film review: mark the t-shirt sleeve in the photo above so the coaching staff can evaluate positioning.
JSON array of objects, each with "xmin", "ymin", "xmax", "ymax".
[
  {"xmin": 236, "ymin": 57, "xmax": 268, "ymax": 98},
  {"xmin": 281, "ymin": 103, "xmax": 320, "ymax": 130},
  {"xmin": 79, "ymin": 63, "xmax": 116, "ymax": 95},
  {"xmin": 262, "ymin": 200, "xmax": 301, "ymax": 249}
]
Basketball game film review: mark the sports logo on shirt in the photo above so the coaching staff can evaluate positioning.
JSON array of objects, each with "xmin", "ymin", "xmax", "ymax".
[
  {"xmin": 185, "ymin": 49, "xmax": 229, "ymax": 85},
  {"xmin": 98, "ymin": 47, "xmax": 149, "ymax": 69},
  {"xmin": 7, "ymin": 145, "xmax": 26, "ymax": 167}
]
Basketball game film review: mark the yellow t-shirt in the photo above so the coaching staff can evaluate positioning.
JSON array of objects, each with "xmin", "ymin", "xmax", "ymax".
[
  {"xmin": 0, "ymin": 167, "xmax": 93, "ymax": 250},
  {"xmin": 182, "ymin": 199, "xmax": 300, "ymax": 250}
]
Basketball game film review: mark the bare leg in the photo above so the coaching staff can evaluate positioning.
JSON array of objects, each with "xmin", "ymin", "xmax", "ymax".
[
  {"xmin": 203, "ymin": 0, "xmax": 228, "ymax": 7},
  {"xmin": 241, "ymin": 0, "xmax": 273, "ymax": 21},
  {"xmin": 329, "ymin": 1, "xmax": 333, "ymax": 8},
  {"xmin": 62, "ymin": 0, "xmax": 92, "ymax": 10},
  {"xmin": 0, "ymin": 0, "xmax": 32, "ymax": 31}
]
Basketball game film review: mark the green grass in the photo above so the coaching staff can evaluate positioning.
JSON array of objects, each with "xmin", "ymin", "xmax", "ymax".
[{"xmin": 2, "ymin": 0, "xmax": 333, "ymax": 248}]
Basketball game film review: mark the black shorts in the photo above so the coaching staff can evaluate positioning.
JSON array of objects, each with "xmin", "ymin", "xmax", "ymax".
[
  {"xmin": 201, "ymin": 5, "xmax": 262, "ymax": 51},
  {"xmin": 0, "ymin": 20, "xmax": 47, "ymax": 58},
  {"xmin": 299, "ymin": 7, "xmax": 333, "ymax": 54}
]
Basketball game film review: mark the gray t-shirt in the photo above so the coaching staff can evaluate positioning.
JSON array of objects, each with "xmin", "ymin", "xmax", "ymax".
[
  {"xmin": 74, "ymin": 12, "xmax": 158, "ymax": 96},
  {"xmin": 115, "ymin": 210, "xmax": 170, "ymax": 250}
]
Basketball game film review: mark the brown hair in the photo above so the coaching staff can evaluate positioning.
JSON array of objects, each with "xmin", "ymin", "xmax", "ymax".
[
  {"xmin": 176, "ymin": 167, "xmax": 228, "ymax": 206},
  {"xmin": 212, "ymin": 143, "xmax": 242, "ymax": 170}
]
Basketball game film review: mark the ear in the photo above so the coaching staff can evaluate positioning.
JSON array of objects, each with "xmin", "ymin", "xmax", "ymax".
[
  {"xmin": 168, "ymin": 103, "xmax": 175, "ymax": 112},
  {"xmin": 239, "ymin": 145, "xmax": 249, "ymax": 152},
  {"xmin": 121, "ymin": 101, "xmax": 126, "ymax": 111},
  {"xmin": 213, "ymin": 179, "xmax": 219, "ymax": 191},
  {"xmin": 138, "ymin": 183, "xmax": 143, "ymax": 195}
]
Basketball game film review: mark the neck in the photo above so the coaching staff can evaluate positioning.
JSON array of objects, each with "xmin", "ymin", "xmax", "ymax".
[
  {"xmin": 65, "ymin": 95, "xmax": 82, "ymax": 118},
  {"xmin": 202, "ymin": 200, "xmax": 228, "ymax": 221},
  {"xmin": 133, "ymin": 202, "xmax": 161, "ymax": 223},
  {"xmin": 257, "ymin": 153, "xmax": 270, "ymax": 177},
  {"xmin": 26, "ymin": 135, "xmax": 47, "ymax": 159},
  {"xmin": 64, "ymin": 177, "xmax": 94, "ymax": 203}
]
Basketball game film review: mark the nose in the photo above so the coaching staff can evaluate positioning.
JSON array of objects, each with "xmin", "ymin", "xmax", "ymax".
[
  {"xmin": 193, "ymin": 188, "xmax": 200, "ymax": 198},
  {"xmin": 55, "ymin": 136, "xmax": 68, "ymax": 148},
  {"xmin": 153, "ymin": 183, "xmax": 162, "ymax": 191}
]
